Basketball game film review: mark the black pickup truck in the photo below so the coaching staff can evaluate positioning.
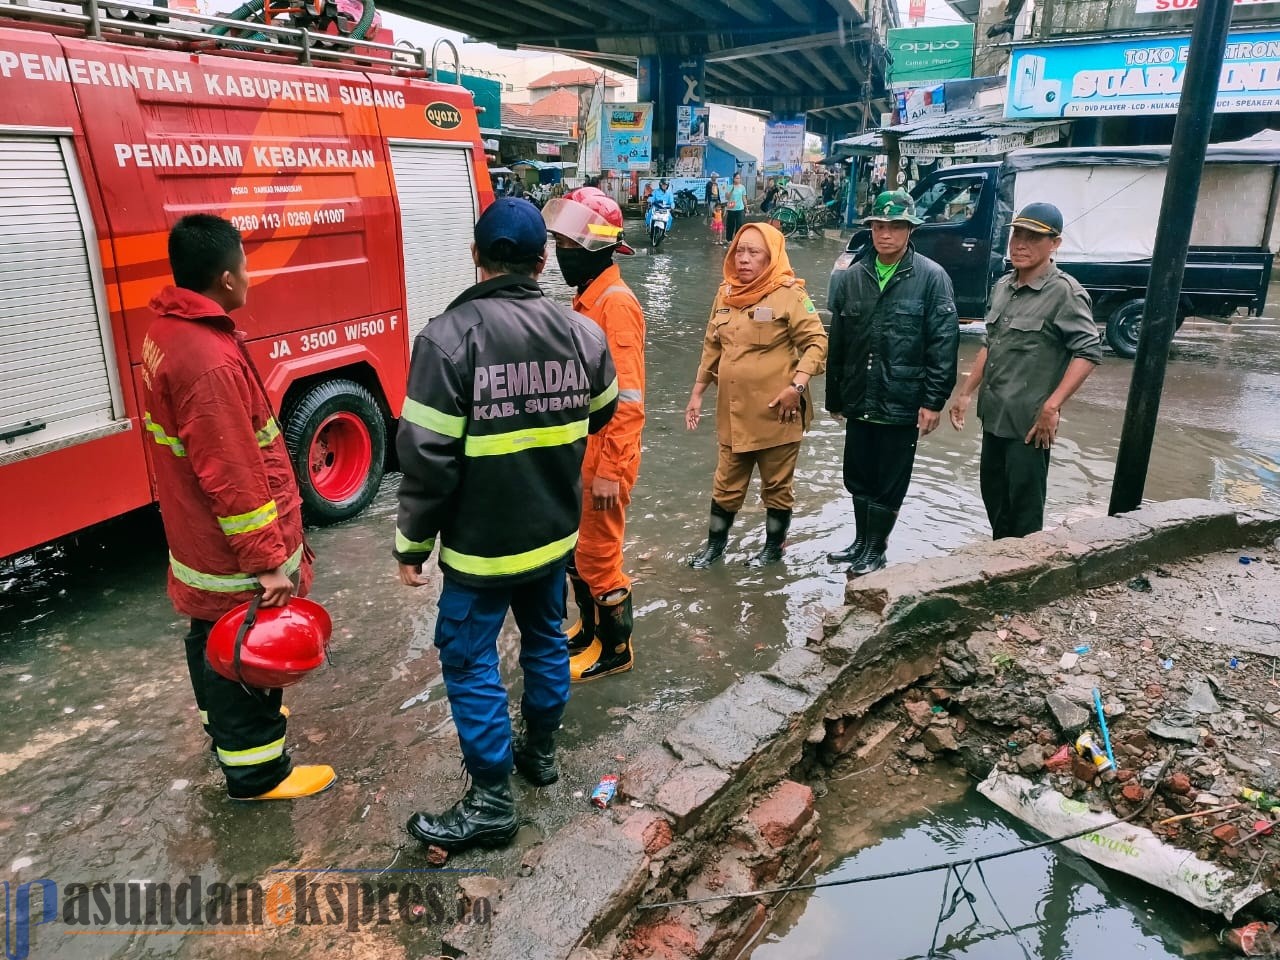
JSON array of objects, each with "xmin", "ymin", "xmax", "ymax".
[{"xmin": 830, "ymin": 139, "xmax": 1278, "ymax": 357}]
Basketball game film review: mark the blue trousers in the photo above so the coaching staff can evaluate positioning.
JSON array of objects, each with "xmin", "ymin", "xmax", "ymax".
[{"xmin": 433, "ymin": 563, "xmax": 570, "ymax": 781}]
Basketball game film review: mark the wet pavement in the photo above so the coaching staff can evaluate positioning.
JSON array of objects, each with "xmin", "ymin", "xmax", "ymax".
[{"xmin": 2, "ymin": 220, "xmax": 1279, "ymax": 957}]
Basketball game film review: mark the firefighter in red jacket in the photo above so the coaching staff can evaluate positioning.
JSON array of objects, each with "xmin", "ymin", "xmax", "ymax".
[
  {"xmin": 142, "ymin": 214, "xmax": 334, "ymax": 801},
  {"xmin": 542, "ymin": 189, "xmax": 645, "ymax": 681}
]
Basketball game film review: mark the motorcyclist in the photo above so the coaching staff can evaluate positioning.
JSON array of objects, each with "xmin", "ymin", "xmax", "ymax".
[{"xmin": 646, "ymin": 179, "xmax": 676, "ymax": 231}]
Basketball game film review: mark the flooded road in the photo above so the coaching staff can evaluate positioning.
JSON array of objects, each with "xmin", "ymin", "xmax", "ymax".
[{"xmin": 2, "ymin": 220, "xmax": 1279, "ymax": 957}]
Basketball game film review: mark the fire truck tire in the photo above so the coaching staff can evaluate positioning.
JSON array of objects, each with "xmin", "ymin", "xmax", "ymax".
[{"xmin": 283, "ymin": 379, "xmax": 386, "ymax": 525}]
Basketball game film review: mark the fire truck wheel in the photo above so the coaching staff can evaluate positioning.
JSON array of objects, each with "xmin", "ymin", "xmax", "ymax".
[{"xmin": 283, "ymin": 380, "xmax": 387, "ymax": 524}]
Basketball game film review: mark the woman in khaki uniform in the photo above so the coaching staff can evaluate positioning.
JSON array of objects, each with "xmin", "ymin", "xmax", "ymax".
[{"xmin": 685, "ymin": 223, "xmax": 828, "ymax": 567}]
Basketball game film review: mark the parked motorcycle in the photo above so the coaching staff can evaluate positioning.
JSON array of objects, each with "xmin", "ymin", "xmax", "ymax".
[
  {"xmin": 674, "ymin": 188, "xmax": 699, "ymax": 219},
  {"xmin": 649, "ymin": 203, "xmax": 672, "ymax": 249}
]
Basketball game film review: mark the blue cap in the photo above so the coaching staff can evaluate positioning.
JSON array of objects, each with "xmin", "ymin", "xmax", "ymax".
[{"xmin": 474, "ymin": 197, "xmax": 547, "ymax": 261}]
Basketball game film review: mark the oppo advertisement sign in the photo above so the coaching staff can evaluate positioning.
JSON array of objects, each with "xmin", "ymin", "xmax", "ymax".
[{"xmin": 886, "ymin": 25, "xmax": 976, "ymax": 88}]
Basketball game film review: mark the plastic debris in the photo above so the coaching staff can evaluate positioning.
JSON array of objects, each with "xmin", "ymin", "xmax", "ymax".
[
  {"xmin": 425, "ymin": 845, "xmax": 449, "ymax": 866},
  {"xmin": 1128, "ymin": 576, "xmax": 1153, "ymax": 593},
  {"xmin": 1074, "ymin": 645, "xmax": 1090, "ymax": 655},
  {"xmin": 591, "ymin": 774, "xmax": 619, "ymax": 809},
  {"xmin": 1224, "ymin": 921, "xmax": 1279, "ymax": 956},
  {"xmin": 1045, "ymin": 744, "xmax": 1073, "ymax": 772}
]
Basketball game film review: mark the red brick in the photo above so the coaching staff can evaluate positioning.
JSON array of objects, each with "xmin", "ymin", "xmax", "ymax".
[
  {"xmin": 1116, "ymin": 769, "xmax": 1135, "ymax": 782},
  {"xmin": 1213, "ymin": 824, "xmax": 1240, "ymax": 845},
  {"xmin": 747, "ymin": 780, "xmax": 814, "ymax": 850},
  {"xmin": 1165, "ymin": 772, "xmax": 1191, "ymax": 795},
  {"xmin": 1072, "ymin": 757, "xmax": 1099, "ymax": 783},
  {"xmin": 723, "ymin": 904, "xmax": 769, "ymax": 960},
  {"xmin": 1121, "ymin": 783, "xmax": 1145, "ymax": 803},
  {"xmin": 620, "ymin": 810, "xmax": 674, "ymax": 856},
  {"xmin": 626, "ymin": 920, "xmax": 698, "ymax": 960}
]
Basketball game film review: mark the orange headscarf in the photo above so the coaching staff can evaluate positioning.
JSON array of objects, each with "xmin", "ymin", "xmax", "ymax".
[{"xmin": 720, "ymin": 222, "xmax": 805, "ymax": 309}]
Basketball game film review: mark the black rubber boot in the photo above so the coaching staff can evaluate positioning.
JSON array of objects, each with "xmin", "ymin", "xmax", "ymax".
[
  {"xmin": 406, "ymin": 776, "xmax": 518, "ymax": 853},
  {"xmin": 745, "ymin": 508, "xmax": 792, "ymax": 567},
  {"xmin": 849, "ymin": 504, "xmax": 897, "ymax": 577},
  {"xmin": 572, "ymin": 588, "xmax": 634, "ymax": 683},
  {"xmin": 513, "ymin": 718, "xmax": 558, "ymax": 786},
  {"xmin": 827, "ymin": 497, "xmax": 869, "ymax": 564},
  {"xmin": 688, "ymin": 502, "xmax": 736, "ymax": 569},
  {"xmin": 564, "ymin": 562, "xmax": 596, "ymax": 655}
]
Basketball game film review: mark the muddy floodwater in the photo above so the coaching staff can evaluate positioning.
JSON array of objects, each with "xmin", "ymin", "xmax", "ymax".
[
  {"xmin": 753, "ymin": 767, "xmax": 1233, "ymax": 960},
  {"xmin": 2, "ymin": 220, "xmax": 1279, "ymax": 958}
]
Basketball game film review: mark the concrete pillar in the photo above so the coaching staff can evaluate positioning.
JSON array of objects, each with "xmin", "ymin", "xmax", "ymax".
[{"xmin": 637, "ymin": 51, "xmax": 706, "ymax": 175}]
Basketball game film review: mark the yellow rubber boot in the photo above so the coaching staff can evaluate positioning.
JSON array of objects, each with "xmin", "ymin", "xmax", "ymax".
[
  {"xmin": 571, "ymin": 589, "xmax": 634, "ymax": 683},
  {"xmin": 247, "ymin": 765, "xmax": 336, "ymax": 800}
]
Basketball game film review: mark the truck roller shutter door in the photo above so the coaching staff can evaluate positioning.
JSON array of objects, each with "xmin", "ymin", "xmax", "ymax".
[
  {"xmin": 388, "ymin": 143, "xmax": 479, "ymax": 332},
  {"xmin": 0, "ymin": 135, "xmax": 120, "ymax": 457}
]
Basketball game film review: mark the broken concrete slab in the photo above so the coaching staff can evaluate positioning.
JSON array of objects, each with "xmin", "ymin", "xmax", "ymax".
[
  {"xmin": 1184, "ymin": 680, "xmax": 1222, "ymax": 716},
  {"xmin": 1046, "ymin": 692, "xmax": 1091, "ymax": 735}
]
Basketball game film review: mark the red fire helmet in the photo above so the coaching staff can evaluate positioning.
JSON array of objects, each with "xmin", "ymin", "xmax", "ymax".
[
  {"xmin": 542, "ymin": 188, "xmax": 635, "ymax": 255},
  {"xmin": 207, "ymin": 597, "xmax": 332, "ymax": 689}
]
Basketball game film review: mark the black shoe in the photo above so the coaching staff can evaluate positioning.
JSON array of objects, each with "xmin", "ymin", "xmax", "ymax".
[
  {"xmin": 827, "ymin": 497, "xmax": 869, "ymax": 564},
  {"xmin": 849, "ymin": 504, "xmax": 897, "ymax": 577},
  {"xmin": 513, "ymin": 724, "xmax": 558, "ymax": 786},
  {"xmin": 688, "ymin": 502, "xmax": 736, "ymax": 569},
  {"xmin": 406, "ymin": 778, "xmax": 518, "ymax": 853},
  {"xmin": 564, "ymin": 562, "xmax": 596, "ymax": 655},
  {"xmin": 573, "ymin": 589, "xmax": 634, "ymax": 682},
  {"xmin": 745, "ymin": 508, "xmax": 791, "ymax": 567}
]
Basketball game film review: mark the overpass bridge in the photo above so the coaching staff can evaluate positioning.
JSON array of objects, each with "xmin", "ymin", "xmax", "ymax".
[{"xmin": 382, "ymin": 0, "xmax": 893, "ymax": 156}]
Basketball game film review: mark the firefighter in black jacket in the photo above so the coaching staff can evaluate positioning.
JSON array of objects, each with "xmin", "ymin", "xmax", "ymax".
[
  {"xmin": 395, "ymin": 198, "xmax": 618, "ymax": 853},
  {"xmin": 826, "ymin": 191, "xmax": 959, "ymax": 575}
]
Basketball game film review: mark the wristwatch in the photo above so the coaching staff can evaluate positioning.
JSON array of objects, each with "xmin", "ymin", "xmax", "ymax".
[{"xmin": 791, "ymin": 381, "xmax": 807, "ymax": 395}]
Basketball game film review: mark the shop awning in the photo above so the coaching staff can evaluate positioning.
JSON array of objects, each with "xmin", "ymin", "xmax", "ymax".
[{"xmin": 834, "ymin": 109, "xmax": 1070, "ymax": 159}]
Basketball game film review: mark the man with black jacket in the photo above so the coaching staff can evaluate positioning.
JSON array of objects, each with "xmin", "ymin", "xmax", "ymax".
[
  {"xmin": 826, "ymin": 190, "xmax": 959, "ymax": 575},
  {"xmin": 394, "ymin": 197, "xmax": 618, "ymax": 853}
]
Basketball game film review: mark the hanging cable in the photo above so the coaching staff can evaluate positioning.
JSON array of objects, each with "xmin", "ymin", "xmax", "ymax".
[{"xmin": 637, "ymin": 758, "xmax": 1172, "ymax": 911}]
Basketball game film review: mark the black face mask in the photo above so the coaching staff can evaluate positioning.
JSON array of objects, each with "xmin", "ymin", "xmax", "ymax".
[{"xmin": 556, "ymin": 246, "xmax": 613, "ymax": 290}]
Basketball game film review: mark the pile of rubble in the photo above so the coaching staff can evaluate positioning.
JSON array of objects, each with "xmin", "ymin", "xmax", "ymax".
[{"xmin": 884, "ymin": 547, "xmax": 1280, "ymax": 925}]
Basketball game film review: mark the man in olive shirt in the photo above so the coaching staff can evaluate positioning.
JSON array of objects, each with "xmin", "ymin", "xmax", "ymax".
[{"xmin": 949, "ymin": 202, "xmax": 1102, "ymax": 539}]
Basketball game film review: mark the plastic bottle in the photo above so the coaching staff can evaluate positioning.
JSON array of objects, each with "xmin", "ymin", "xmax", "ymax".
[{"xmin": 1074, "ymin": 731, "xmax": 1114, "ymax": 773}]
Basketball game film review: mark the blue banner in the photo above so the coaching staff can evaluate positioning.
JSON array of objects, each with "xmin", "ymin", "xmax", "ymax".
[
  {"xmin": 601, "ymin": 102, "xmax": 654, "ymax": 172},
  {"xmin": 1007, "ymin": 29, "xmax": 1280, "ymax": 119}
]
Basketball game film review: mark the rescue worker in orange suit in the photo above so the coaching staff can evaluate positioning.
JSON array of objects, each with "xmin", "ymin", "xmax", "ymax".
[
  {"xmin": 142, "ymin": 214, "xmax": 334, "ymax": 801},
  {"xmin": 542, "ymin": 188, "xmax": 645, "ymax": 682}
]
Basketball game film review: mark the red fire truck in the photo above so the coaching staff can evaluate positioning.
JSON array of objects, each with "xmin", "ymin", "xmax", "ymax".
[{"xmin": 0, "ymin": 0, "xmax": 493, "ymax": 559}]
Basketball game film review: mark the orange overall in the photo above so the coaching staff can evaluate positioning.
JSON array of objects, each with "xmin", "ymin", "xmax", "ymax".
[{"xmin": 573, "ymin": 264, "xmax": 646, "ymax": 596}]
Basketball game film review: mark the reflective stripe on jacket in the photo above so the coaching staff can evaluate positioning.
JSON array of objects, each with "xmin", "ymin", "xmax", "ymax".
[
  {"xmin": 573, "ymin": 265, "xmax": 645, "ymax": 487},
  {"xmin": 143, "ymin": 286, "xmax": 312, "ymax": 622},
  {"xmin": 394, "ymin": 274, "xmax": 618, "ymax": 588}
]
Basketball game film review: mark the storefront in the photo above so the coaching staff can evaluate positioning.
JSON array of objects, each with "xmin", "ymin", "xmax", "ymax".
[{"xmin": 1005, "ymin": 27, "xmax": 1280, "ymax": 146}]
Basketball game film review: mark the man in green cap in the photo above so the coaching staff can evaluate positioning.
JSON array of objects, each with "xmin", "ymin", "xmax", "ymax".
[{"xmin": 825, "ymin": 190, "xmax": 959, "ymax": 575}]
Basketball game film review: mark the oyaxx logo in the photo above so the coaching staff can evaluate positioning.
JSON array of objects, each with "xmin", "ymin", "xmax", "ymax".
[{"xmin": 425, "ymin": 102, "xmax": 463, "ymax": 129}]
